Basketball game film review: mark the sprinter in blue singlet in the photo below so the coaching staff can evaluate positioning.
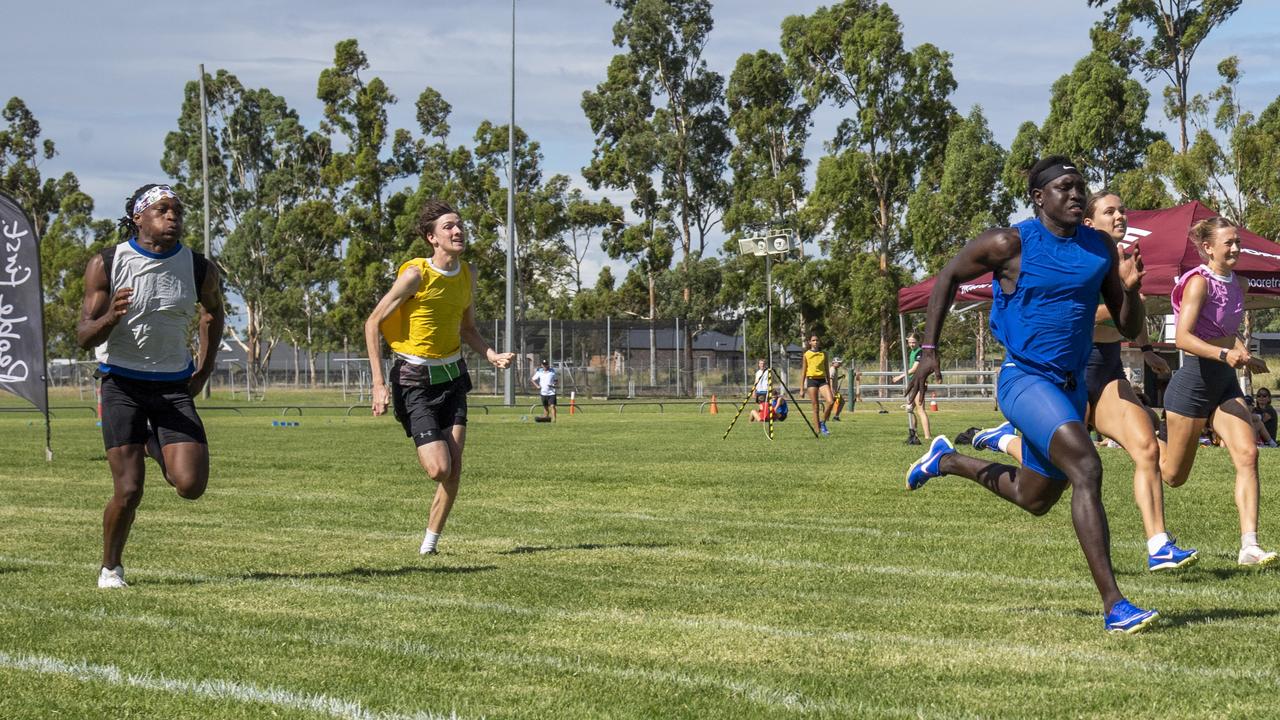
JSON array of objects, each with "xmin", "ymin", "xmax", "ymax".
[{"xmin": 902, "ymin": 157, "xmax": 1159, "ymax": 634}]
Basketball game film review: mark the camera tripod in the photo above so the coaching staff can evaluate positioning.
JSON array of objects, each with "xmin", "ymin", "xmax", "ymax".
[{"xmin": 722, "ymin": 366, "xmax": 820, "ymax": 441}]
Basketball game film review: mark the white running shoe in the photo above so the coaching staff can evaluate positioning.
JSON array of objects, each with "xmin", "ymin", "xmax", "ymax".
[
  {"xmin": 419, "ymin": 531, "xmax": 439, "ymax": 556},
  {"xmin": 1238, "ymin": 545, "xmax": 1279, "ymax": 567},
  {"xmin": 98, "ymin": 565, "xmax": 127, "ymax": 589}
]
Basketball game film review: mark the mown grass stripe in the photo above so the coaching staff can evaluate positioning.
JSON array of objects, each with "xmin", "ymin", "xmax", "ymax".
[{"xmin": 0, "ymin": 651, "xmax": 465, "ymax": 720}]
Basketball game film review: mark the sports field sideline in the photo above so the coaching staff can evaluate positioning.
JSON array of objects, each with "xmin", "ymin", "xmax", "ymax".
[{"xmin": 1, "ymin": 395, "xmax": 1278, "ymax": 719}]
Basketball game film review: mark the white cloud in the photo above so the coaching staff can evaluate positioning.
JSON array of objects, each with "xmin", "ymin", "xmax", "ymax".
[{"xmin": 4, "ymin": 0, "xmax": 1277, "ymax": 248}]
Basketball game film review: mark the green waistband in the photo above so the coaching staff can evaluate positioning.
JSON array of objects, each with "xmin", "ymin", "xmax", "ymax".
[{"xmin": 424, "ymin": 360, "xmax": 462, "ymax": 384}]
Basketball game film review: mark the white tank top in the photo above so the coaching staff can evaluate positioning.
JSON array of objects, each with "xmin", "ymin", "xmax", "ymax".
[{"xmin": 95, "ymin": 239, "xmax": 198, "ymax": 379}]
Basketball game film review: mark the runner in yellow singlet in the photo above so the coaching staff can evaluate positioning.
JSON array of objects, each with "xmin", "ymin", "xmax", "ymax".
[
  {"xmin": 801, "ymin": 334, "xmax": 834, "ymax": 435},
  {"xmin": 364, "ymin": 200, "xmax": 514, "ymax": 555}
]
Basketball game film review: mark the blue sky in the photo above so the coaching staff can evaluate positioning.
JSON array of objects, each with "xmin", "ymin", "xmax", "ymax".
[{"xmin": 4, "ymin": 0, "xmax": 1278, "ymax": 287}]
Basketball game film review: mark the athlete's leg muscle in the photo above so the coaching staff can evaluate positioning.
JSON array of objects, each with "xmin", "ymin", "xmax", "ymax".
[
  {"xmin": 426, "ymin": 425, "xmax": 467, "ymax": 534},
  {"xmin": 160, "ymin": 442, "xmax": 208, "ymax": 500},
  {"xmin": 1047, "ymin": 422, "xmax": 1124, "ymax": 610},
  {"xmin": 103, "ymin": 445, "xmax": 146, "ymax": 569},
  {"xmin": 1091, "ymin": 380, "xmax": 1165, "ymax": 538},
  {"xmin": 938, "ymin": 452, "xmax": 1065, "ymax": 515},
  {"xmin": 1161, "ymin": 411, "xmax": 1208, "ymax": 488},
  {"xmin": 1211, "ymin": 399, "xmax": 1261, "ymax": 536}
]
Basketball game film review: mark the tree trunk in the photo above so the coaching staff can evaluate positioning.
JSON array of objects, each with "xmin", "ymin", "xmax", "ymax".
[
  {"xmin": 648, "ymin": 272, "xmax": 657, "ymax": 388},
  {"xmin": 878, "ymin": 249, "xmax": 890, "ymax": 395}
]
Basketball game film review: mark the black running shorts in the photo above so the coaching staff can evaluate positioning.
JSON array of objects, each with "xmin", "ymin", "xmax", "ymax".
[
  {"xmin": 541, "ymin": 394, "xmax": 557, "ymax": 408},
  {"xmin": 100, "ymin": 374, "xmax": 207, "ymax": 450},
  {"xmin": 390, "ymin": 358, "xmax": 471, "ymax": 446},
  {"xmin": 1163, "ymin": 355, "xmax": 1243, "ymax": 419},
  {"xmin": 1085, "ymin": 341, "xmax": 1127, "ymax": 407}
]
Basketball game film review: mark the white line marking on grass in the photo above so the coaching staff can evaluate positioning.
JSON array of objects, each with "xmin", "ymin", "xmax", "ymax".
[
  {"xmin": 0, "ymin": 651, "xmax": 466, "ymax": 720},
  {"xmin": 6, "ymin": 598, "xmax": 1280, "ymax": 718},
  {"xmin": 0, "ymin": 601, "xmax": 837, "ymax": 715}
]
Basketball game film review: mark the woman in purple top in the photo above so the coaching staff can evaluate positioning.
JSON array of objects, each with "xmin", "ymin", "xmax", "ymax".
[{"xmin": 1161, "ymin": 216, "xmax": 1276, "ymax": 567}]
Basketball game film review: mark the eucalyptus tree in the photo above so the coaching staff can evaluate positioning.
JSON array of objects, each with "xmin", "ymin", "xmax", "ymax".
[
  {"xmin": 2, "ymin": 99, "xmax": 117, "ymax": 358},
  {"xmin": 565, "ymin": 189, "xmax": 624, "ymax": 295},
  {"xmin": 318, "ymin": 39, "xmax": 418, "ymax": 341},
  {"xmin": 783, "ymin": 0, "xmax": 956, "ymax": 372},
  {"xmin": 583, "ymin": 50, "xmax": 669, "ymax": 385},
  {"xmin": 1088, "ymin": 0, "xmax": 1242, "ymax": 154},
  {"xmin": 606, "ymin": 0, "xmax": 730, "ymax": 259},
  {"xmin": 0, "ymin": 97, "xmax": 60, "ymax": 236},
  {"xmin": 906, "ymin": 106, "xmax": 1011, "ymax": 366},
  {"xmin": 164, "ymin": 69, "xmax": 329, "ymax": 384},
  {"xmin": 38, "ymin": 178, "xmax": 115, "ymax": 358},
  {"xmin": 1240, "ymin": 95, "xmax": 1280, "ymax": 240},
  {"xmin": 1041, "ymin": 52, "xmax": 1162, "ymax": 187}
]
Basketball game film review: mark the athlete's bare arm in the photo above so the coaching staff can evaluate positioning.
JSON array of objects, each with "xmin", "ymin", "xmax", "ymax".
[
  {"xmin": 189, "ymin": 262, "xmax": 225, "ymax": 396},
  {"xmin": 1099, "ymin": 240, "xmax": 1145, "ymax": 339},
  {"xmin": 460, "ymin": 263, "xmax": 514, "ymax": 369},
  {"xmin": 908, "ymin": 227, "xmax": 1021, "ymax": 405},
  {"xmin": 76, "ymin": 253, "xmax": 132, "ymax": 350},
  {"xmin": 364, "ymin": 266, "xmax": 423, "ymax": 416}
]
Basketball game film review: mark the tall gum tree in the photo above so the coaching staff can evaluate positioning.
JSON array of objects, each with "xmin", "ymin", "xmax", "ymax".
[
  {"xmin": 782, "ymin": 0, "xmax": 956, "ymax": 375},
  {"xmin": 1041, "ymin": 52, "xmax": 1162, "ymax": 187},
  {"xmin": 583, "ymin": 50, "xmax": 669, "ymax": 387},
  {"xmin": 318, "ymin": 39, "xmax": 416, "ymax": 343},
  {"xmin": 906, "ymin": 106, "xmax": 1012, "ymax": 368},
  {"xmin": 722, "ymin": 50, "xmax": 813, "ymax": 354},
  {"xmin": 603, "ymin": 0, "xmax": 730, "ymax": 394},
  {"xmin": 164, "ymin": 70, "xmax": 327, "ymax": 388},
  {"xmin": 1088, "ymin": 0, "xmax": 1242, "ymax": 154}
]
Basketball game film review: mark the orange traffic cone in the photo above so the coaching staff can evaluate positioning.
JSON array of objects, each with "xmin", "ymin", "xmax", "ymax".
[
  {"xmin": 570, "ymin": 391, "xmax": 577, "ymax": 415},
  {"xmin": 710, "ymin": 395, "xmax": 718, "ymax": 414},
  {"xmin": 929, "ymin": 393, "xmax": 938, "ymax": 412}
]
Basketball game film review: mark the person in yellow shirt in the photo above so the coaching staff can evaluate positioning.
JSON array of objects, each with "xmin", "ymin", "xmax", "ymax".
[
  {"xmin": 800, "ymin": 334, "xmax": 834, "ymax": 435},
  {"xmin": 364, "ymin": 200, "xmax": 514, "ymax": 555}
]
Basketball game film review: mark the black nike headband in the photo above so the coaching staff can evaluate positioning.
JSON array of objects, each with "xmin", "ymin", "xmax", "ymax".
[{"xmin": 1031, "ymin": 163, "xmax": 1081, "ymax": 190}]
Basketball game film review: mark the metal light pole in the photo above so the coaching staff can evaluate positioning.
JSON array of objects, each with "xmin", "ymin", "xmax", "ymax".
[
  {"xmin": 503, "ymin": 0, "xmax": 517, "ymax": 406},
  {"xmin": 198, "ymin": 64, "xmax": 213, "ymax": 399}
]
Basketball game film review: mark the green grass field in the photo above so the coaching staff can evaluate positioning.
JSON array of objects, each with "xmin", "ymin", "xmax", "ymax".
[{"xmin": 2, "ymin": 395, "xmax": 1279, "ymax": 719}]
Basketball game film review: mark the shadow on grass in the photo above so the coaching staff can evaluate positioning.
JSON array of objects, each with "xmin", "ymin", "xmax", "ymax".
[
  {"xmin": 1197, "ymin": 565, "xmax": 1279, "ymax": 581},
  {"xmin": 241, "ymin": 565, "xmax": 498, "ymax": 581},
  {"xmin": 1158, "ymin": 607, "xmax": 1280, "ymax": 629},
  {"xmin": 0, "ymin": 567, "xmax": 25, "ymax": 575},
  {"xmin": 499, "ymin": 541, "xmax": 671, "ymax": 556},
  {"xmin": 1007, "ymin": 606, "xmax": 1096, "ymax": 619}
]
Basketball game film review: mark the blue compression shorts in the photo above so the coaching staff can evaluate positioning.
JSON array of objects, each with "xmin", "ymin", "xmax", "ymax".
[{"xmin": 997, "ymin": 361, "xmax": 1088, "ymax": 481}]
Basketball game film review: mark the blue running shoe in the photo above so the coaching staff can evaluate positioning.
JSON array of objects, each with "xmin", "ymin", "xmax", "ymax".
[
  {"xmin": 1148, "ymin": 540, "xmax": 1199, "ymax": 571},
  {"xmin": 1104, "ymin": 599, "xmax": 1159, "ymax": 634},
  {"xmin": 906, "ymin": 435, "xmax": 955, "ymax": 490},
  {"xmin": 972, "ymin": 421, "xmax": 1015, "ymax": 452},
  {"xmin": 820, "ymin": 421, "xmax": 830, "ymax": 436}
]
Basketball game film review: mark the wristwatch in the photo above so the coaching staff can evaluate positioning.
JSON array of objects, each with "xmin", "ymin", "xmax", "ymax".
[{"xmin": 1219, "ymin": 348, "xmax": 1229, "ymax": 362}]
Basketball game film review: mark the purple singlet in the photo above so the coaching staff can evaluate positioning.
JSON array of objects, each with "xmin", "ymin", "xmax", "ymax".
[{"xmin": 1171, "ymin": 265, "xmax": 1244, "ymax": 341}]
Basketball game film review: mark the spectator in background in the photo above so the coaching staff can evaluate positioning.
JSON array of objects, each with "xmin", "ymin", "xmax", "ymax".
[
  {"xmin": 1255, "ymin": 388, "xmax": 1277, "ymax": 446},
  {"xmin": 532, "ymin": 359, "xmax": 558, "ymax": 422},
  {"xmin": 830, "ymin": 357, "xmax": 846, "ymax": 421},
  {"xmin": 752, "ymin": 358, "xmax": 769, "ymax": 403},
  {"xmin": 801, "ymin": 334, "xmax": 835, "ymax": 436},
  {"xmin": 750, "ymin": 388, "xmax": 788, "ymax": 423},
  {"xmin": 892, "ymin": 333, "xmax": 932, "ymax": 442}
]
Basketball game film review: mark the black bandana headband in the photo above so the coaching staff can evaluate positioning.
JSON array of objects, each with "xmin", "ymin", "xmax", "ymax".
[{"xmin": 1032, "ymin": 163, "xmax": 1080, "ymax": 190}]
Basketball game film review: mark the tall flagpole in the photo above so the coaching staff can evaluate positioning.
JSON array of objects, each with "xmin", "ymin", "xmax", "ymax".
[
  {"xmin": 199, "ymin": 64, "xmax": 213, "ymax": 399},
  {"xmin": 503, "ymin": 0, "xmax": 516, "ymax": 406}
]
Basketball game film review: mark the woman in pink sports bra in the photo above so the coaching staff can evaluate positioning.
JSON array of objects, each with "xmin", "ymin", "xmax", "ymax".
[{"xmin": 1161, "ymin": 216, "xmax": 1277, "ymax": 567}]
